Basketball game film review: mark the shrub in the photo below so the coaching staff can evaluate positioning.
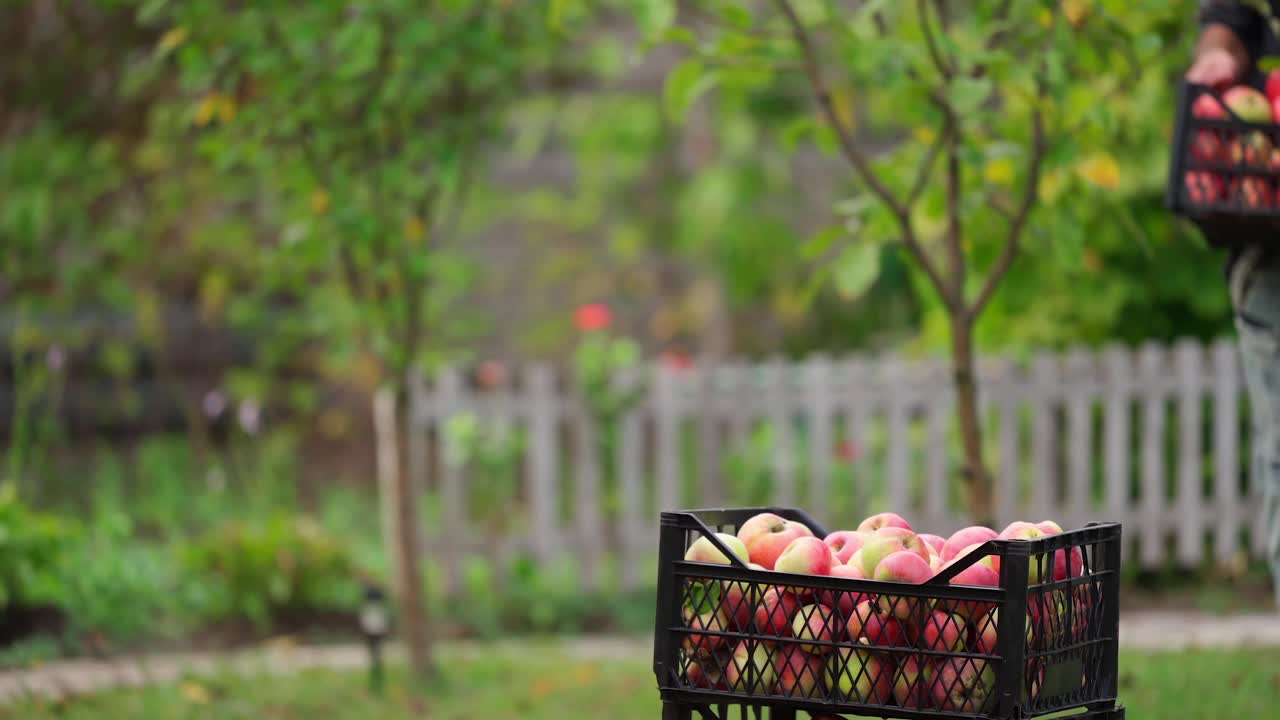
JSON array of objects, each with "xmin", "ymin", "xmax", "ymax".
[{"xmin": 0, "ymin": 483, "xmax": 71, "ymax": 609}]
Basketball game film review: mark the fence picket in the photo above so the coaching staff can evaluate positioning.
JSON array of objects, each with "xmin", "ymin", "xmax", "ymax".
[
  {"xmin": 1065, "ymin": 349, "xmax": 1094, "ymax": 530},
  {"xmin": 436, "ymin": 367, "xmax": 465, "ymax": 590},
  {"xmin": 697, "ymin": 364, "xmax": 723, "ymax": 507},
  {"xmin": 1175, "ymin": 341, "xmax": 1204, "ymax": 566},
  {"xmin": 766, "ymin": 360, "xmax": 796, "ymax": 507},
  {"xmin": 618, "ymin": 368, "xmax": 645, "ymax": 590},
  {"xmin": 573, "ymin": 401, "xmax": 603, "ymax": 589},
  {"xmin": 996, "ymin": 363, "xmax": 1019, "ymax": 529},
  {"xmin": 1212, "ymin": 339, "xmax": 1242, "ymax": 565},
  {"xmin": 885, "ymin": 359, "xmax": 910, "ymax": 515},
  {"xmin": 1102, "ymin": 346, "xmax": 1132, "ymax": 559},
  {"xmin": 807, "ymin": 356, "xmax": 834, "ymax": 526},
  {"xmin": 526, "ymin": 366, "xmax": 559, "ymax": 565},
  {"xmin": 843, "ymin": 359, "xmax": 873, "ymax": 517},
  {"xmin": 655, "ymin": 365, "xmax": 681, "ymax": 514},
  {"xmin": 1139, "ymin": 344, "xmax": 1167, "ymax": 568},
  {"xmin": 1031, "ymin": 354, "xmax": 1058, "ymax": 522}
]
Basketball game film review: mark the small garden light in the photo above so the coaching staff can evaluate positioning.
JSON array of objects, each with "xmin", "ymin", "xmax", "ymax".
[{"xmin": 359, "ymin": 584, "xmax": 389, "ymax": 694}]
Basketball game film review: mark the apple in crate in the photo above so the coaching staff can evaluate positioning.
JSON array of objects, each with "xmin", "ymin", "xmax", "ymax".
[
  {"xmin": 847, "ymin": 599, "xmax": 905, "ymax": 648},
  {"xmin": 823, "ymin": 530, "xmax": 866, "ymax": 564},
  {"xmin": 859, "ymin": 530, "xmax": 930, "ymax": 577},
  {"xmin": 816, "ymin": 563, "xmax": 871, "ymax": 619},
  {"xmin": 921, "ymin": 610, "xmax": 968, "ymax": 652},
  {"xmin": 775, "ymin": 536, "xmax": 834, "ymax": 579},
  {"xmin": 737, "ymin": 513, "xmax": 814, "ymax": 570},
  {"xmin": 685, "ymin": 655, "xmax": 727, "ymax": 690},
  {"xmin": 1185, "ymin": 171, "xmax": 1225, "ymax": 204},
  {"xmin": 725, "ymin": 640, "xmax": 777, "ymax": 693},
  {"xmin": 941, "ymin": 526, "xmax": 997, "ymax": 563},
  {"xmin": 939, "ymin": 558, "xmax": 1000, "ymax": 621},
  {"xmin": 918, "ymin": 534, "xmax": 946, "ymax": 557},
  {"xmin": 856, "ymin": 512, "xmax": 912, "ymax": 534},
  {"xmin": 685, "ymin": 532, "xmax": 750, "ymax": 565},
  {"xmin": 893, "ymin": 655, "xmax": 936, "ymax": 709},
  {"xmin": 826, "ymin": 644, "xmax": 892, "ymax": 703},
  {"xmin": 1192, "ymin": 91, "xmax": 1228, "ymax": 119},
  {"xmin": 721, "ymin": 566, "xmax": 765, "ymax": 631},
  {"xmin": 791, "ymin": 604, "xmax": 838, "ymax": 655},
  {"xmin": 1032, "ymin": 520, "xmax": 1085, "ymax": 582},
  {"xmin": 775, "ymin": 646, "xmax": 826, "ymax": 698},
  {"xmin": 1225, "ymin": 85, "xmax": 1273, "ymax": 122},
  {"xmin": 1191, "ymin": 130, "xmax": 1228, "ymax": 163},
  {"xmin": 954, "ymin": 542, "xmax": 999, "ymax": 573},
  {"xmin": 682, "ymin": 602, "xmax": 730, "ymax": 658},
  {"xmin": 931, "ymin": 658, "xmax": 996, "ymax": 713},
  {"xmin": 874, "ymin": 550, "xmax": 934, "ymax": 621},
  {"xmin": 754, "ymin": 588, "xmax": 802, "ymax": 637}
]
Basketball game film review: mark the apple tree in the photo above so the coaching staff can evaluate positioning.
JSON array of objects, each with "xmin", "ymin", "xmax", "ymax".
[{"xmin": 650, "ymin": 0, "xmax": 1170, "ymax": 524}]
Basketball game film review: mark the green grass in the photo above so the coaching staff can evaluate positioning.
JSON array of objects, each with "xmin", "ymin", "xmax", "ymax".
[{"xmin": 4, "ymin": 647, "xmax": 1278, "ymax": 719}]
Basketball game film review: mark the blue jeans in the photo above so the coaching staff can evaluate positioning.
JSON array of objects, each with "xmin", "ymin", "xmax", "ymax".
[{"xmin": 1231, "ymin": 244, "xmax": 1280, "ymax": 606}]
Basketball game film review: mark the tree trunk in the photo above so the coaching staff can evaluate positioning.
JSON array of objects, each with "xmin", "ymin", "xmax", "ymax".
[
  {"xmin": 949, "ymin": 314, "xmax": 995, "ymax": 527},
  {"xmin": 373, "ymin": 387, "xmax": 433, "ymax": 679}
]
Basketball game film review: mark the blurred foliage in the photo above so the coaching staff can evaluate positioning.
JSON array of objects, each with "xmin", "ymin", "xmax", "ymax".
[
  {"xmin": 0, "ymin": 483, "xmax": 70, "ymax": 609},
  {"xmin": 178, "ymin": 515, "xmax": 359, "ymax": 628}
]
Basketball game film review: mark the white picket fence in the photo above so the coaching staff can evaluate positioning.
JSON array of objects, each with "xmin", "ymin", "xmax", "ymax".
[{"xmin": 402, "ymin": 338, "xmax": 1258, "ymax": 591}]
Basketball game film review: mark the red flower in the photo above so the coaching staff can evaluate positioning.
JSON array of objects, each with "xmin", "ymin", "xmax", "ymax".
[
  {"xmin": 835, "ymin": 439, "xmax": 862, "ymax": 463},
  {"xmin": 574, "ymin": 303, "xmax": 612, "ymax": 332},
  {"xmin": 659, "ymin": 351, "xmax": 693, "ymax": 371}
]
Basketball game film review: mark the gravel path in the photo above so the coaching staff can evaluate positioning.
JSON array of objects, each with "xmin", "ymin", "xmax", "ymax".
[{"xmin": 3, "ymin": 610, "xmax": 1279, "ymax": 705}]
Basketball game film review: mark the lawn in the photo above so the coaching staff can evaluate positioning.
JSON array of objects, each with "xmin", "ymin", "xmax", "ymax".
[{"xmin": 3, "ymin": 646, "xmax": 1277, "ymax": 719}]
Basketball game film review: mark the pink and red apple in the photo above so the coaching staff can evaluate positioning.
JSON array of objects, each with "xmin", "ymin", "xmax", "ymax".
[
  {"xmin": 918, "ymin": 533, "xmax": 946, "ymax": 557},
  {"xmin": 860, "ymin": 531, "xmax": 930, "ymax": 577},
  {"xmin": 941, "ymin": 526, "xmax": 998, "ymax": 563},
  {"xmin": 737, "ymin": 513, "xmax": 814, "ymax": 570},
  {"xmin": 775, "ymin": 646, "xmax": 825, "ymax": 698},
  {"xmin": 921, "ymin": 610, "xmax": 967, "ymax": 653},
  {"xmin": 775, "ymin": 536, "xmax": 835, "ymax": 578},
  {"xmin": 823, "ymin": 530, "xmax": 866, "ymax": 564},
  {"xmin": 874, "ymin": 551, "xmax": 934, "ymax": 620},
  {"xmin": 893, "ymin": 655, "xmax": 936, "ymax": 709},
  {"xmin": 754, "ymin": 588, "xmax": 802, "ymax": 637},
  {"xmin": 682, "ymin": 603, "xmax": 729, "ymax": 658},
  {"xmin": 847, "ymin": 600, "xmax": 905, "ymax": 648},
  {"xmin": 931, "ymin": 658, "xmax": 996, "ymax": 713},
  {"xmin": 685, "ymin": 656, "xmax": 727, "ymax": 690},
  {"xmin": 816, "ymin": 563, "xmax": 871, "ymax": 618},
  {"xmin": 856, "ymin": 512, "xmax": 912, "ymax": 534},
  {"xmin": 1192, "ymin": 91, "xmax": 1228, "ymax": 119}
]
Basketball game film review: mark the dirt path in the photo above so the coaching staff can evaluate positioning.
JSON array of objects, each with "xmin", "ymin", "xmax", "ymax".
[{"xmin": 3, "ymin": 610, "xmax": 1278, "ymax": 704}]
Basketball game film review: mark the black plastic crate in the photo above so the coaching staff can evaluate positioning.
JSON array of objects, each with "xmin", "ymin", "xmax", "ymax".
[
  {"xmin": 1167, "ymin": 81, "xmax": 1280, "ymax": 244},
  {"xmin": 652, "ymin": 507, "xmax": 1125, "ymax": 720}
]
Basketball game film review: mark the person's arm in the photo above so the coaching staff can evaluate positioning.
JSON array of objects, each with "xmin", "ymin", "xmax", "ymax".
[{"xmin": 1188, "ymin": 1, "xmax": 1267, "ymax": 86}]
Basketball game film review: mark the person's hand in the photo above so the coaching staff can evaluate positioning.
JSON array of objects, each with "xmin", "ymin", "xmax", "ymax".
[{"xmin": 1187, "ymin": 47, "xmax": 1242, "ymax": 88}]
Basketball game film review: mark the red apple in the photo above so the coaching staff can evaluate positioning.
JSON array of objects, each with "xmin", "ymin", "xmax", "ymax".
[
  {"xmin": 1225, "ymin": 85, "xmax": 1272, "ymax": 122},
  {"xmin": 1032, "ymin": 521, "xmax": 1085, "ymax": 582},
  {"xmin": 685, "ymin": 532, "xmax": 750, "ymax": 565},
  {"xmin": 775, "ymin": 536, "xmax": 835, "ymax": 579},
  {"xmin": 971, "ymin": 609, "xmax": 998, "ymax": 655},
  {"xmin": 860, "ymin": 532, "xmax": 930, "ymax": 577},
  {"xmin": 1192, "ymin": 91, "xmax": 1228, "ymax": 119},
  {"xmin": 921, "ymin": 610, "xmax": 967, "ymax": 653},
  {"xmin": 918, "ymin": 534, "xmax": 946, "ymax": 556},
  {"xmin": 754, "ymin": 588, "xmax": 802, "ymax": 637},
  {"xmin": 775, "ymin": 646, "xmax": 825, "ymax": 698},
  {"xmin": 1185, "ymin": 171, "xmax": 1226, "ymax": 204},
  {"xmin": 940, "ymin": 560, "xmax": 1000, "ymax": 621},
  {"xmin": 816, "ymin": 563, "xmax": 872, "ymax": 619},
  {"xmin": 1230, "ymin": 130, "xmax": 1273, "ymax": 167},
  {"xmin": 826, "ymin": 645, "xmax": 892, "ymax": 703},
  {"xmin": 892, "ymin": 655, "xmax": 936, "ymax": 709},
  {"xmin": 941, "ymin": 526, "xmax": 998, "ymax": 563},
  {"xmin": 954, "ymin": 542, "xmax": 1000, "ymax": 574},
  {"xmin": 737, "ymin": 513, "xmax": 815, "ymax": 570},
  {"xmin": 722, "ymin": 570, "xmax": 764, "ymax": 631},
  {"xmin": 725, "ymin": 640, "xmax": 777, "ymax": 693},
  {"xmin": 823, "ymin": 531, "xmax": 866, "ymax": 564},
  {"xmin": 931, "ymin": 658, "xmax": 996, "ymax": 713},
  {"xmin": 1272, "ymin": 94, "xmax": 1280, "ymax": 123},
  {"xmin": 847, "ymin": 599, "xmax": 906, "ymax": 648},
  {"xmin": 1236, "ymin": 176, "xmax": 1274, "ymax": 209},
  {"xmin": 792, "ymin": 603, "xmax": 837, "ymax": 655},
  {"xmin": 874, "ymin": 551, "xmax": 934, "ymax": 620},
  {"xmin": 1266, "ymin": 69, "xmax": 1280, "ymax": 102},
  {"xmin": 1191, "ymin": 130, "xmax": 1228, "ymax": 164},
  {"xmin": 856, "ymin": 512, "xmax": 912, "ymax": 534}
]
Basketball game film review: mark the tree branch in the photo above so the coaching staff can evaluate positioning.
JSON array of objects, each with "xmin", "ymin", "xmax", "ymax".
[
  {"xmin": 906, "ymin": 121, "xmax": 947, "ymax": 209},
  {"xmin": 917, "ymin": 0, "xmax": 952, "ymax": 80},
  {"xmin": 971, "ymin": 108, "xmax": 1046, "ymax": 316},
  {"xmin": 943, "ymin": 125, "xmax": 964, "ymax": 300},
  {"xmin": 772, "ymin": 0, "xmax": 953, "ymax": 306}
]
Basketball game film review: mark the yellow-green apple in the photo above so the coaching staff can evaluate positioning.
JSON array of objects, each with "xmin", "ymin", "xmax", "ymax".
[
  {"xmin": 892, "ymin": 655, "xmax": 936, "ymax": 709},
  {"xmin": 816, "ymin": 563, "xmax": 871, "ymax": 619},
  {"xmin": 775, "ymin": 536, "xmax": 835, "ymax": 578},
  {"xmin": 919, "ymin": 534, "xmax": 946, "ymax": 557},
  {"xmin": 685, "ymin": 532, "xmax": 750, "ymax": 565},
  {"xmin": 941, "ymin": 526, "xmax": 998, "ymax": 563},
  {"xmin": 930, "ymin": 554, "xmax": 943, "ymax": 573},
  {"xmin": 737, "ymin": 513, "xmax": 814, "ymax": 570},
  {"xmin": 856, "ymin": 512, "xmax": 913, "ymax": 534},
  {"xmin": 847, "ymin": 599, "xmax": 905, "ymax": 648},
  {"xmin": 921, "ymin": 610, "xmax": 967, "ymax": 652},
  {"xmin": 931, "ymin": 658, "xmax": 996, "ymax": 713},
  {"xmin": 846, "ymin": 549, "xmax": 864, "ymax": 571},
  {"xmin": 685, "ymin": 655, "xmax": 727, "ymax": 690},
  {"xmin": 725, "ymin": 640, "xmax": 777, "ymax": 693},
  {"xmin": 955, "ymin": 542, "xmax": 1000, "ymax": 574},
  {"xmin": 873, "ymin": 550, "xmax": 934, "ymax": 620},
  {"xmin": 791, "ymin": 603, "xmax": 837, "ymax": 655},
  {"xmin": 682, "ymin": 602, "xmax": 730, "ymax": 658},
  {"xmin": 775, "ymin": 646, "xmax": 826, "ymax": 698},
  {"xmin": 754, "ymin": 588, "xmax": 802, "ymax": 636},
  {"xmin": 1000, "ymin": 521, "xmax": 1076, "ymax": 583},
  {"xmin": 823, "ymin": 531, "xmax": 866, "ymax": 564},
  {"xmin": 826, "ymin": 645, "xmax": 892, "ymax": 703},
  {"xmin": 860, "ymin": 531, "xmax": 930, "ymax": 577},
  {"xmin": 1225, "ymin": 85, "xmax": 1272, "ymax": 122}
]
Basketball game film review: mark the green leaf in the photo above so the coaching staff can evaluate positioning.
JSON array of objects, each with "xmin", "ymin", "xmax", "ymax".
[
  {"xmin": 658, "ymin": 27, "xmax": 699, "ymax": 48},
  {"xmin": 1261, "ymin": 55, "xmax": 1280, "ymax": 73},
  {"xmin": 803, "ymin": 225, "xmax": 844, "ymax": 261},
  {"xmin": 636, "ymin": 0, "xmax": 676, "ymax": 39},
  {"xmin": 833, "ymin": 241, "xmax": 881, "ymax": 300},
  {"xmin": 663, "ymin": 59, "xmax": 716, "ymax": 122},
  {"xmin": 714, "ymin": 3, "xmax": 753, "ymax": 29},
  {"xmin": 947, "ymin": 76, "xmax": 994, "ymax": 116}
]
